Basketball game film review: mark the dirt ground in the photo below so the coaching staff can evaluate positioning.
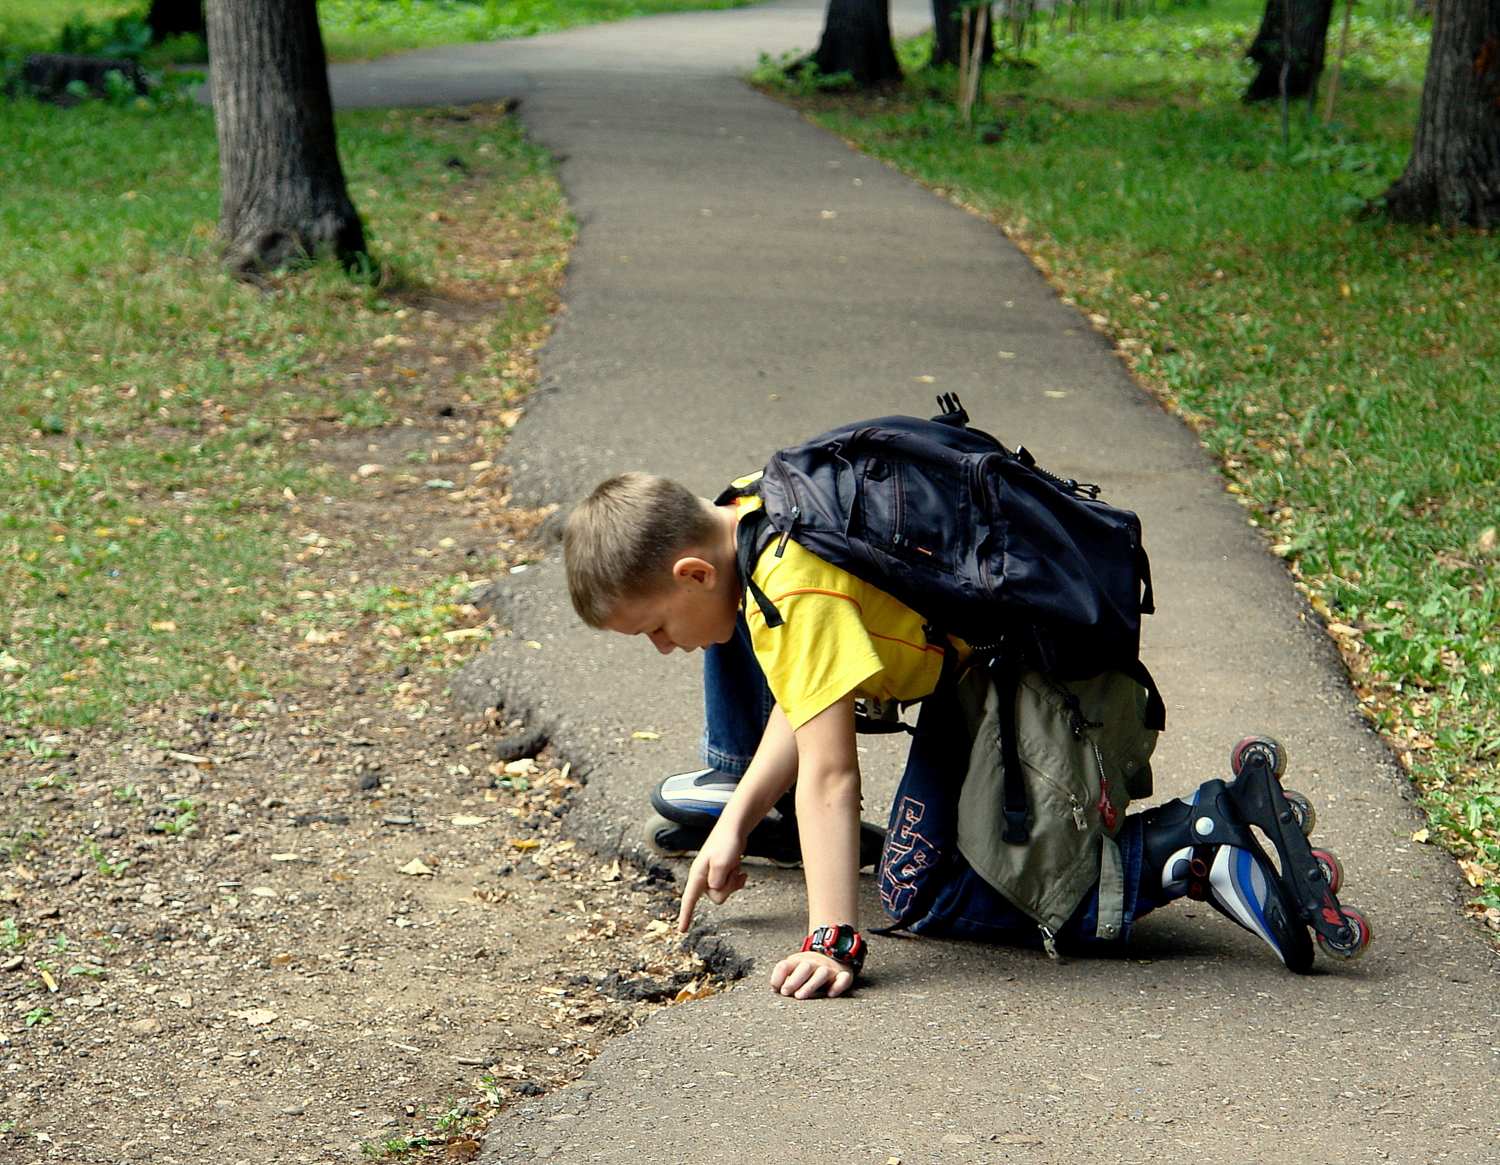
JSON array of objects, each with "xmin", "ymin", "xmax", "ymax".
[{"xmin": 0, "ymin": 341, "xmax": 732, "ymax": 1164}]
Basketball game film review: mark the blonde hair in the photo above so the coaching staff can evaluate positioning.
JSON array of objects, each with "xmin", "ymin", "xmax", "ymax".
[{"xmin": 563, "ymin": 473, "xmax": 718, "ymax": 628}]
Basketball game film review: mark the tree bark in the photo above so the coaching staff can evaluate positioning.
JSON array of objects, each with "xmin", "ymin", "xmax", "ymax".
[
  {"xmin": 206, "ymin": 0, "xmax": 366, "ymax": 275},
  {"xmin": 812, "ymin": 0, "xmax": 902, "ymax": 87},
  {"xmin": 1244, "ymin": 0, "xmax": 1335, "ymax": 103},
  {"xmin": 930, "ymin": 0, "xmax": 994, "ymax": 69},
  {"xmin": 1379, "ymin": 1, "xmax": 1500, "ymax": 227}
]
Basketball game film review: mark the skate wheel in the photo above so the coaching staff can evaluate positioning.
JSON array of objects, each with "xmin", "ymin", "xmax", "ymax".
[
  {"xmin": 644, "ymin": 813, "xmax": 695, "ymax": 858},
  {"xmin": 1317, "ymin": 907, "xmax": 1372, "ymax": 961},
  {"xmin": 1281, "ymin": 789, "xmax": 1316, "ymax": 837},
  {"xmin": 1309, "ymin": 848, "xmax": 1343, "ymax": 894},
  {"xmin": 1231, "ymin": 735, "xmax": 1287, "ymax": 777}
]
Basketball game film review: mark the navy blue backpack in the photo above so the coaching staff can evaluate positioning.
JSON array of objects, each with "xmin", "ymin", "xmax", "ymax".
[{"xmin": 720, "ymin": 395, "xmax": 1161, "ymax": 723}]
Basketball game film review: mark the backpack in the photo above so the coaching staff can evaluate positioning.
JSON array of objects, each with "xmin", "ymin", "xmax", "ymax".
[
  {"xmin": 719, "ymin": 397, "xmax": 1163, "ymax": 944},
  {"xmin": 718, "ymin": 395, "xmax": 1162, "ymax": 726},
  {"xmin": 880, "ymin": 663, "xmax": 1159, "ymax": 949}
]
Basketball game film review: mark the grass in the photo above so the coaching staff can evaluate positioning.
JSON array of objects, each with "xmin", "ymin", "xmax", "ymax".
[
  {"xmin": 0, "ymin": 96, "xmax": 570, "ymax": 731},
  {"xmin": 763, "ymin": 1, "xmax": 1500, "ymax": 916},
  {"xmin": 0, "ymin": 0, "xmax": 751, "ymax": 63},
  {"xmin": 317, "ymin": 0, "xmax": 751, "ymax": 61}
]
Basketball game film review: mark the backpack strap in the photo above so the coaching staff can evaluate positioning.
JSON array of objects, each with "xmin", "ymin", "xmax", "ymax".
[
  {"xmin": 994, "ymin": 663, "xmax": 1030, "ymax": 845},
  {"xmin": 732, "ymin": 507, "xmax": 784, "ymax": 629},
  {"xmin": 1122, "ymin": 658, "xmax": 1166, "ymax": 732}
]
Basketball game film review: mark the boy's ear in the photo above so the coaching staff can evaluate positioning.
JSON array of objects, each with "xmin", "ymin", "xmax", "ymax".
[{"xmin": 671, "ymin": 556, "xmax": 716, "ymax": 587}]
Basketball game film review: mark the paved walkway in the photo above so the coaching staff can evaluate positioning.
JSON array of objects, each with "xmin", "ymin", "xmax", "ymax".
[{"xmin": 330, "ymin": 6, "xmax": 1499, "ymax": 1162}]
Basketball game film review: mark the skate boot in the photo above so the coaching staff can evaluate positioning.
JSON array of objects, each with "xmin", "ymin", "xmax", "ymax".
[
  {"xmin": 644, "ymin": 767, "xmax": 887, "ymax": 869},
  {"xmin": 1142, "ymin": 736, "xmax": 1371, "ymax": 972}
]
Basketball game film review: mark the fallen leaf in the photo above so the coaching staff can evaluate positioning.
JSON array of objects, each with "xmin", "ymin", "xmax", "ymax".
[
  {"xmin": 150, "ymin": 620, "xmax": 177, "ymax": 632},
  {"xmin": 400, "ymin": 858, "xmax": 435, "ymax": 876},
  {"xmin": 230, "ymin": 1007, "xmax": 277, "ymax": 1027},
  {"xmin": 1411, "ymin": 828, "xmax": 1429, "ymax": 843},
  {"xmin": 509, "ymin": 839, "xmax": 540, "ymax": 851},
  {"xmin": 632, "ymin": 731, "xmax": 660, "ymax": 741},
  {"xmin": 1457, "ymin": 859, "xmax": 1489, "ymax": 888}
]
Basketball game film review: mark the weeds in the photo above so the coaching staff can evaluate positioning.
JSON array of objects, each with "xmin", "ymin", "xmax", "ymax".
[
  {"xmin": 78, "ymin": 838, "xmax": 130, "ymax": 876},
  {"xmin": 152, "ymin": 798, "xmax": 199, "ymax": 837}
]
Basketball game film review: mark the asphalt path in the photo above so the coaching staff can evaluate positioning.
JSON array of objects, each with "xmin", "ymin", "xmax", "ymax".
[{"xmin": 327, "ymin": 6, "xmax": 1500, "ymax": 1162}]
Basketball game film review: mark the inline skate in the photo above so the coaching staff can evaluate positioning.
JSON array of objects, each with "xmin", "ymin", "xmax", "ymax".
[{"xmin": 1142, "ymin": 736, "xmax": 1372, "ymax": 972}]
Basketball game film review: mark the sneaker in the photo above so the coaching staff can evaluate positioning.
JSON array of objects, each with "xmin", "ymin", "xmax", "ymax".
[
  {"xmin": 1165, "ymin": 843, "xmax": 1314, "ymax": 973},
  {"xmin": 648, "ymin": 768, "xmax": 886, "ymax": 868},
  {"xmin": 650, "ymin": 768, "xmax": 793, "ymax": 830}
]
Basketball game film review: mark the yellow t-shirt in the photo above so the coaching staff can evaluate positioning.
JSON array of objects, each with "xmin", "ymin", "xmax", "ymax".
[{"xmin": 735, "ymin": 495, "xmax": 968, "ymax": 730}]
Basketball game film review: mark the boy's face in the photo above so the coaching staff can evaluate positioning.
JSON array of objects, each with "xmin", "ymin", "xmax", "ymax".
[{"xmin": 603, "ymin": 556, "xmax": 738, "ymax": 654}]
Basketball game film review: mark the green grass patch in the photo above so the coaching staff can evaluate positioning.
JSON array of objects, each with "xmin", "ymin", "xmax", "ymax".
[
  {"xmin": 0, "ymin": 98, "xmax": 570, "ymax": 731},
  {"xmin": 766, "ymin": 3, "xmax": 1500, "ymax": 913},
  {"xmin": 1, "ymin": 0, "xmax": 752, "ymax": 63},
  {"xmin": 318, "ymin": 0, "xmax": 752, "ymax": 62}
]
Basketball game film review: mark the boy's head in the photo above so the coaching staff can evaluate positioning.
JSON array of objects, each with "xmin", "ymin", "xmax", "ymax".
[{"xmin": 563, "ymin": 472, "xmax": 739, "ymax": 652}]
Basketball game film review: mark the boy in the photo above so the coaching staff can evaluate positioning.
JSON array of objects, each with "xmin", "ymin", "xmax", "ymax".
[{"xmin": 563, "ymin": 470, "xmax": 1366, "ymax": 999}]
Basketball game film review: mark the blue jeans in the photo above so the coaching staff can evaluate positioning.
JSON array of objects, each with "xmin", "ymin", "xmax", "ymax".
[
  {"xmin": 699, "ymin": 616, "xmax": 777, "ymax": 775},
  {"xmin": 699, "ymin": 615, "xmax": 1169, "ymax": 949}
]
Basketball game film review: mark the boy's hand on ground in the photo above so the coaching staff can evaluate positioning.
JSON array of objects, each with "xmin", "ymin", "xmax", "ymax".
[
  {"xmin": 769, "ymin": 950, "xmax": 856, "ymax": 999},
  {"xmin": 676, "ymin": 833, "xmax": 746, "ymax": 932}
]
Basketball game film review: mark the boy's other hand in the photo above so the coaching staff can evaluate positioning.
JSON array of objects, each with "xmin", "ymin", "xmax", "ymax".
[
  {"xmin": 770, "ymin": 950, "xmax": 856, "ymax": 999},
  {"xmin": 676, "ymin": 833, "xmax": 746, "ymax": 931}
]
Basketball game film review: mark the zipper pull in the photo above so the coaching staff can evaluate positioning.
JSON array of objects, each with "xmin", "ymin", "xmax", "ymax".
[
  {"xmin": 1040, "ymin": 925, "xmax": 1060, "ymax": 961},
  {"xmin": 774, "ymin": 505, "xmax": 799, "ymax": 557},
  {"xmin": 1070, "ymin": 796, "xmax": 1087, "ymax": 831}
]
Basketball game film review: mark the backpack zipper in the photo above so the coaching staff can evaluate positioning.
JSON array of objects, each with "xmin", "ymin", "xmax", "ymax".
[{"xmin": 774, "ymin": 505, "xmax": 799, "ymax": 557}]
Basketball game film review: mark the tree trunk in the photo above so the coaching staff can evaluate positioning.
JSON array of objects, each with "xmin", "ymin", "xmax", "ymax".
[
  {"xmin": 930, "ymin": 0, "xmax": 994, "ymax": 68},
  {"xmin": 812, "ymin": 0, "xmax": 902, "ymax": 87},
  {"xmin": 1244, "ymin": 0, "xmax": 1335, "ymax": 103},
  {"xmin": 1379, "ymin": 1, "xmax": 1500, "ymax": 227},
  {"xmin": 206, "ymin": 0, "xmax": 366, "ymax": 276}
]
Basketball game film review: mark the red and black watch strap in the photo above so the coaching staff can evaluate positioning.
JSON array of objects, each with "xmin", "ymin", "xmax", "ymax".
[{"xmin": 802, "ymin": 925, "xmax": 866, "ymax": 975}]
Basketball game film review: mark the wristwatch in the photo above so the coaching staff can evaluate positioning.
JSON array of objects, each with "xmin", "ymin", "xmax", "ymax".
[{"xmin": 802, "ymin": 925, "xmax": 866, "ymax": 975}]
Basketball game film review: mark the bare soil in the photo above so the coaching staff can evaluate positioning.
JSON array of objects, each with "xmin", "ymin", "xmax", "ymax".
[{"xmin": 0, "ymin": 327, "xmax": 725, "ymax": 1165}]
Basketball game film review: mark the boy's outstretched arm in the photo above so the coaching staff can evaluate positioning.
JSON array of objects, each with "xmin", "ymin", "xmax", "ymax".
[
  {"xmin": 770, "ymin": 694, "xmax": 863, "ymax": 1000},
  {"xmin": 677, "ymin": 703, "xmax": 800, "ymax": 932}
]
